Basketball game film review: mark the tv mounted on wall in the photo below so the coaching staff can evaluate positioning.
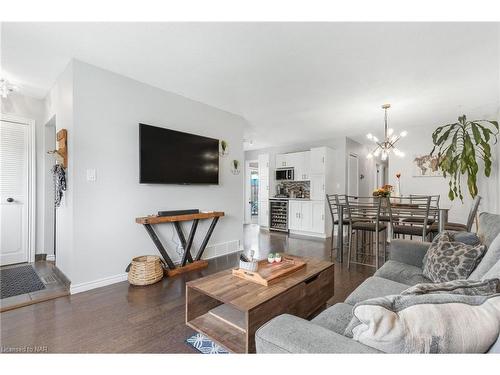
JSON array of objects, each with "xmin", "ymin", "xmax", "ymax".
[{"xmin": 139, "ymin": 123, "xmax": 219, "ymax": 184}]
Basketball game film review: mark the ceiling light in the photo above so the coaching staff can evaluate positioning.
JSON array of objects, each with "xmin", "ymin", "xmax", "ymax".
[{"xmin": 366, "ymin": 104, "xmax": 407, "ymax": 159}]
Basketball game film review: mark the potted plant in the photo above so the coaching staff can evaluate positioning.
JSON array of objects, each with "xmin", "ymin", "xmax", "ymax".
[
  {"xmin": 220, "ymin": 140, "xmax": 228, "ymax": 156},
  {"xmin": 430, "ymin": 115, "xmax": 498, "ymax": 201},
  {"xmin": 231, "ymin": 159, "xmax": 240, "ymax": 175}
]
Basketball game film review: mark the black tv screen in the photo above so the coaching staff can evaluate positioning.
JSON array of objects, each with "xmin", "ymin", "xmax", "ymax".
[{"xmin": 139, "ymin": 124, "xmax": 219, "ymax": 184}]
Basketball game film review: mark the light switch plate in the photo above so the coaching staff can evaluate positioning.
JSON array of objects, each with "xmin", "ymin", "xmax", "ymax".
[{"xmin": 86, "ymin": 169, "xmax": 96, "ymax": 182}]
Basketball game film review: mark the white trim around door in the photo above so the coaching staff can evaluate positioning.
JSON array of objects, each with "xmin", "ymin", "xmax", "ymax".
[{"xmin": 1, "ymin": 113, "xmax": 36, "ymax": 264}]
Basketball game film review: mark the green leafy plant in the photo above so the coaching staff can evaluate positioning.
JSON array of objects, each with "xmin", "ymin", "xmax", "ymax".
[
  {"xmin": 220, "ymin": 140, "xmax": 228, "ymax": 155},
  {"xmin": 430, "ymin": 115, "xmax": 498, "ymax": 201},
  {"xmin": 232, "ymin": 159, "xmax": 239, "ymax": 170}
]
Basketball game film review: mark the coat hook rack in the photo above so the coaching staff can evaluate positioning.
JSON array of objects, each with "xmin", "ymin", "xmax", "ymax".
[{"xmin": 47, "ymin": 129, "xmax": 68, "ymax": 168}]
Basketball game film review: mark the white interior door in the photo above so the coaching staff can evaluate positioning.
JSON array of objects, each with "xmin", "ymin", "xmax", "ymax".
[
  {"xmin": 0, "ymin": 120, "xmax": 30, "ymax": 265},
  {"xmin": 347, "ymin": 154, "xmax": 359, "ymax": 196}
]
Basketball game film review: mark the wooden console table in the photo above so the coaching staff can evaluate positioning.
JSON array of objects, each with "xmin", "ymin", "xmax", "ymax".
[{"xmin": 135, "ymin": 211, "xmax": 224, "ymax": 276}]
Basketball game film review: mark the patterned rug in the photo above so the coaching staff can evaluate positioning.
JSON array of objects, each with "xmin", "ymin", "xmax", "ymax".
[
  {"xmin": 186, "ymin": 333, "xmax": 229, "ymax": 354},
  {"xmin": 0, "ymin": 265, "xmax": 46, "ymax": 299}
]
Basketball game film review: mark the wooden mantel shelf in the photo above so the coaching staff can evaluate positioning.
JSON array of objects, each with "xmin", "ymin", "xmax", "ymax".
[{"xmin": 136, "ymin": 211, "xmax": 225, "ymax": 225}]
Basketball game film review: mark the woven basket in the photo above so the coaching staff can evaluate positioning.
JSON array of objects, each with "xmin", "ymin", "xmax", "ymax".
[{"xmin": 128, "ymin": 255, "xmax": 164, "ymax": 286}]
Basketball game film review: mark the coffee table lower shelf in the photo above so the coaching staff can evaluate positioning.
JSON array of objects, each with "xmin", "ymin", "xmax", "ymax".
[{"xmin": 187, "ymin": 305, "xmax": 247, "ymax": 353}]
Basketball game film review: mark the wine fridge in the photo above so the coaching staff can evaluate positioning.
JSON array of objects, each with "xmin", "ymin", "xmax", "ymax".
[{"xmin": 269, "ymin": 199, "xmax": 288, "ymax": 232}]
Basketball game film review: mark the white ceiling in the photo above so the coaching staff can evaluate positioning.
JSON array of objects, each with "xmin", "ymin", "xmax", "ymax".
[{"xmin": 2, "ymin": 22, "xmax": 499, "ymax": 149}]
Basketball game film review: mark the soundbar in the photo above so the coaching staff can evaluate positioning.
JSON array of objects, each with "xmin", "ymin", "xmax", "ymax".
[{"xmin": 157, "ymin": 209, "xmax": 200, "ymax": 217}]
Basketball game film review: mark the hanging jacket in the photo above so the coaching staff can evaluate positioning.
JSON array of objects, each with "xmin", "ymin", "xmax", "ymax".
[{"xmin": 51, "ymin": 164, "xmax": 67, "ymax": 208}]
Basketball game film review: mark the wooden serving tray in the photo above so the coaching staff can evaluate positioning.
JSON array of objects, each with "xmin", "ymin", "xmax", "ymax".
[{"xmin": 232, "ymin": 256, "xmax": 306, "ymax": 286}]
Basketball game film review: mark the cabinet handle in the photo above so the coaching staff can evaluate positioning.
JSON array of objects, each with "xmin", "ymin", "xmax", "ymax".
[
  {"xmin": 322, "ymin": 156, "xmax": 325, "ymax": 163},
  {"xmin": 322, "ymin": 184, "xmax": 325, "ymax": 191}
]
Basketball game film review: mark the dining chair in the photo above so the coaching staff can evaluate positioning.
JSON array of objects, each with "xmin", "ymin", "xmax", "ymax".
[
  {"xmin": 429, "ymin": 195, "xmax": 482, "ymax": 234},
  {"xmin": 402, "ymin": 195, "xmax": 440, "ymax": 225},
  {"xmin": 326, "ymin": 194, "xmax": 349, "ymax": 251},
  {"xmin": 344, "ymin": 196, "xmax": 387, "ymax": 270},
  {"xmin": 387, "ymin": 196, "xmax": 432, "ymax": 241}
]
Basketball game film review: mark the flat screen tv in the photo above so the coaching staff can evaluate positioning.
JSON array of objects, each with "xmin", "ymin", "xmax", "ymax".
[{"xmin": 139, "ymin": 123, "xmax": 219, "ymax": 184}]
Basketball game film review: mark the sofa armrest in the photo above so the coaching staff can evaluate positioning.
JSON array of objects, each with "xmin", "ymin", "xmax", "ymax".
[
  {"xmin": 255, "ymin": 314, "xmax": 381, "ymax": 353},
  {"xmin": 389, "ymin": 239, "xmax": 431, "ymax": 267}
]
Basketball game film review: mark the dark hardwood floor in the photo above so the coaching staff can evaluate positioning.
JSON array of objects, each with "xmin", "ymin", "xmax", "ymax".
[{"xmin": 0, "ymin": 225, "xmax": 374, "ymax": 353}]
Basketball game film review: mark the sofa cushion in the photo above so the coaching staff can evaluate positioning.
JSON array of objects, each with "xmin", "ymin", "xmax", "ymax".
[
  {"xmin": 374, "ymin": 260, "xmax": 430, "ymax": 286},
  {"xmin": 344, "ymin": 293, "xmax": 500, "ymax": 353},
  {"xmin": 422, "ymin": 232, "xmax": 486, "ymax": 282},
  {"xmin": 401, "ymin": 279, "xmax": 500, "ymax": 296},
  {"xmin": 345, "ymin": 276, "xmax": 408, "ymax": 305},
  {"xmin": 478, "ymin": 212, "xmax": 500, "ymax": 248},
  {"xmin": 469, "ymin": 233, "xmax": 500, "ymax": 280},
  {"xmin": 312, "ymin": 303, "xmax": 353, "ymax": 334},
  {"xmin": 482, "ymin": 260, "xmax": 500, "ymax": 280}
]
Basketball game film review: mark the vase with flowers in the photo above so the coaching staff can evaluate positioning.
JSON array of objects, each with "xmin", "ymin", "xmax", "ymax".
[
  {"xmin": 372, "ymin": 184, "xmax": 393, "ymax": 198},
  {"xmin": 395, "ymin": 172, "xmax": 401, "ymax": 196}
]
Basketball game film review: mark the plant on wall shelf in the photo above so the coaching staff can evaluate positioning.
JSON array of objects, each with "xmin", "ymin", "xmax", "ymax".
[
  {"xmin": 430, "ymin": 115, "xmax": 498, "ymax": 201},
  {"xmin": 220, "ymin": 140, "xmax": 229, "ymax": 156},
  {"xmin": 231, "ymin": 159, "xmax": 240, "ymax": 175}
]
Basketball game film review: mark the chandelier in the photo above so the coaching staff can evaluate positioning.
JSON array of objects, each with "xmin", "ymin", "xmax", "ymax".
[{"xmin": 366, "ymin": 104, "xmax": 407, "ymax": 160}]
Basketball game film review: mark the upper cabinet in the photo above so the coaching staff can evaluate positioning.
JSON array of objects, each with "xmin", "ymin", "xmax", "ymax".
[
  {"xmin": 310, "ymin": 147, "xmax": 326, "ymax": 175},
  {"xmin": 275, "ymin": 151, "xmax": 311, "ymax": 180}
]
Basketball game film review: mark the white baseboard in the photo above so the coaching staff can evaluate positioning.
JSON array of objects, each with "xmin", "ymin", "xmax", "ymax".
[{"xmin": 70, "ymin": 273, "xmax": 128, "ymax": 295}]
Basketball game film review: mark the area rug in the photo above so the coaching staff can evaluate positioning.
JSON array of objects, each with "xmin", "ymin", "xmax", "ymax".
[
  {"xmin": 0, "ymin": 265, "xmax": 46, "ymax": 299},
  {"xmin": 186, "ymin": 333, "xmax": 229, "ymax": 354}
]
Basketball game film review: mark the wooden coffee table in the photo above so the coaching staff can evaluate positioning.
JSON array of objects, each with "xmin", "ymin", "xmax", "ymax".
[{"xmin": 185, "ymin": 254, "xmax": 334, "ymax": 353}]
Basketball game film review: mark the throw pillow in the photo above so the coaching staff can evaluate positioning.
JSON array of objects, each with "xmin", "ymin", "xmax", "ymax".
[
  {"xmin": 344, "ymin": 293, "xmax": 500, "ymax": 353},
  {"xmin": 422, "ymin": 232, "xmax": 486, "ymax": 282},
  {"xmin": 429, "ymin": 231, "xmax": 480, "ymax": 246},
  {"xmin": 469, "ymin": 232, "xmax": 500, "ymax": 280},
  {"xmin": 401, "ymin": 279, "xmax": 499, "ymax": 296}
]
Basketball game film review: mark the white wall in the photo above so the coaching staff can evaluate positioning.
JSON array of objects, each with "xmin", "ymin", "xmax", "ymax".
[
  {"xmin": 44, "ymin": 62, "xmax": 75, "ymax": 276},
  {"xmin": 345, "ymin": 138, "xmax": 377, "ymax": 197},
  {"xmin": 388, "ymin": 124, "xmax": 500, "ymax": 223},
  {"xmin": 1, "ymin": 92, "xmax": 49, "ymax": 255},
  {"xmin": 47, "ymin": 60, "xmax": 246, "ymax": 290}
]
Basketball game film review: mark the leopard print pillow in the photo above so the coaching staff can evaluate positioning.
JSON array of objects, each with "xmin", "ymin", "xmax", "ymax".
[{"xmin": 423, "ymin": 231, "xmax": 486, "ymax": 282}]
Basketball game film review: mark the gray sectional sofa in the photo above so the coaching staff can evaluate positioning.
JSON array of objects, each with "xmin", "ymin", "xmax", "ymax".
[{"xmin": 255, "ymin": 212, "xmax": 500, "ymax": 353}]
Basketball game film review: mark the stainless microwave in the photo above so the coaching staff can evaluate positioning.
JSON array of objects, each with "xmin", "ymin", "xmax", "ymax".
[{"xmin": 276, "ymin": 168, "xmax": 294, "ymax": 181}]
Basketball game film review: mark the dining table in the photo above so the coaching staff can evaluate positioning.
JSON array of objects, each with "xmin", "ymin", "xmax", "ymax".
[{"xmin": 335, "ymin": 204, "xmax": 450, "ymax": 263}]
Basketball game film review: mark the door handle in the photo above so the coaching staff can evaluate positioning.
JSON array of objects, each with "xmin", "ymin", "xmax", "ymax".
[{"xmin": 6, "ymin": 198, "xmax": 14, "ymax": 203}]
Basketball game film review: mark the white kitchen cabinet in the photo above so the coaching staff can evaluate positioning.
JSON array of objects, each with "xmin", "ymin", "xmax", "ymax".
[
  {"xmin": 288, "ymin": 200, "xmax": 302, "ymax": 230},
  {"xmin": 310, "ymin": 175, "xmax": 325, "ymax": 200},
  {"xmin": 258, "ymin": 200, "xmax": 269, "ymax": 227},
  {"xmin": 310, "ymin": 147, "xmax": 326, "ymax": 175},
  {"xmin": 311, "ymin": 201, "xmax": 326, "ymax": 233},
  {"xmin": 288, "ymin": 200, "xmax": 312, "ymax": 231},
  {"xmin": 292, "ymin": 151, "xmax": 311, "ymax": 181},
  {"xmin": 275, "ymin": 154, "xmax": 288, "ymax": 168},
  {"xmin": 300, "ymin": 201, "xmax": 313, "ymax": 231}
]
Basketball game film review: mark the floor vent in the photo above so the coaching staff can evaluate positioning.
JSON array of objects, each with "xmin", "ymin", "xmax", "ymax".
[{"xmin": 41, "ymin": 274, "xmax": 58, "ymax": 284}]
